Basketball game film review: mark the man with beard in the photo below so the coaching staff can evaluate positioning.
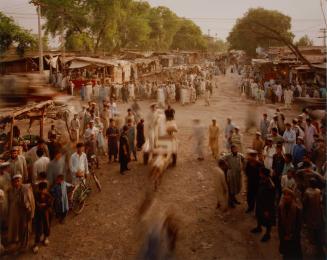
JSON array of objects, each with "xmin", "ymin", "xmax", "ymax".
[
  {"xmin": 251, "ymin": 168, "xmax": 275, "ymax": 242},
  {"xmin": 245, "ymin": 149, "xmax": 263, "ymax": 213},
  {"xmin": 8, "ymin": 147, "xmax": 28, "ymax": 183}
]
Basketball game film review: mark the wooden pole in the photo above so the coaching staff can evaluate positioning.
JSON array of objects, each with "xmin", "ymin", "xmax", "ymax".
[
  {"xmin": 37, "ymin": 5, "xmax": 44, "ymax": 73},
  {"xmin": 9, "ymin": 118, "xmax": 14, "ymax": 150},
  {"xmin": 40, "ymin": 108, "xmax": 45, "ymax": 139}
]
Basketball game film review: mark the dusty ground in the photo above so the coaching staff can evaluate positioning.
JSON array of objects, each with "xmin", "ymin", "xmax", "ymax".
[{"xmin": 15, "ymin": 72, "xmax": 301, "ymax": 260}]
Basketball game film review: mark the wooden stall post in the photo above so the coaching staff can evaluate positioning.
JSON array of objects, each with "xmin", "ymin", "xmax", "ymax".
[
  {"xmin": 9, "ymin": 117, "xmax": 14, "ymax": 150},
  {"xmin": 40, "ymin": 108, "xmax": 45, "ymax": 139}
]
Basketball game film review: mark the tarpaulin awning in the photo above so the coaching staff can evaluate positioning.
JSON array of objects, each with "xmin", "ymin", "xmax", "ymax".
[{"xmin": 69, "ymin": 60, "xmax": 97, "ymax": 69}]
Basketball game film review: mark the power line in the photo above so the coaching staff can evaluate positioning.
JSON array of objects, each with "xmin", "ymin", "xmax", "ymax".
[{"xmin": 2, "ymin": 12, "xmax": 325, "ymax": 22}]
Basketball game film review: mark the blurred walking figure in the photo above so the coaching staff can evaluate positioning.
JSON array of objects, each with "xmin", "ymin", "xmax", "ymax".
[
  {"xmin": 303, "ymin": 178, "xmax": 324, "ymax": 256},
  {"xmin": 127, "ymin": 119, "xmax": 137, "ymax": 161},
  {"xmin": 204, "ymin": 84, "xmax": 211, "ymax": 106},
  {"xmin": 244, "ymin": 149, "xmax": 262, "ymax": 213},
  {"xmin": 208, "ymin": 118, "xmax": 220, "ymax": 159},
  {"xmin": 224, "ymin": 118, "xmax": 234, "ymax": 150},
  {"xmin": 251, "ymin": 168, "xmax": 275, "ymax": 242},
  {"xmin": 190, "ymin": 119, "xmax": 205, "ymax": 161},
  {"xmin": 216, "ymin": 159, "xmax": 229, "ymax": 211},
  {"xmin": 164, "ymin": 105, "xmax": 175, "ymax": 121},
  {"xmin": 278, "ymin": 188, "xmax": 302, "ymax": 259},
  {"xmin": 137, "ymin": 119, "xmax": 145, "ymax": 151},
  {"xmin": 138, "ymin": 211, "xmax": 179, "ymax": 260}
]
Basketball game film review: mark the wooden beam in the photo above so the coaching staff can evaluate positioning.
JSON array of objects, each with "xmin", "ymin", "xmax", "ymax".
[{"xmin": 12, "ymin": 100, "xmax": 53, "ymax": 118}]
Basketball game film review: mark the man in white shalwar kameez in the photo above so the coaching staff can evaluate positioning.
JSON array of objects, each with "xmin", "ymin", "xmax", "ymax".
[
  {"xmin": 250, "ymin": 80, "xmax": 257, "ymax": 99},
  {"xmin": 263, "ymin": 139, "xmax": 275, "ymax": 170},
  {"xmin": 304, "ymin": 118, "xmax": 317, "ymax": 151},
  {"xmin": 128, "ymin": 82, "xmax": 135, "ymax": 101},
  {"xmin": 284, "ymin": 88, "xmax": 293, "ymax": 109},
  {"xmin": 70, "ymin": 114, "xmax": 80, "ymax": 143},
  {"xmin": 93, "ymin": 81, "xmax": 100, "ymax": 101},
  {"xmin": 85, "ymin": 82, "xmax": 93, "ymax": 102},
  {"xmin": 275, "ymin": 84, "xmax": 283, "ymax": 102},
  {"xmin": 157, "ymin": 87, "xmax": 165, "ymax": 106},
  {"xmin": 147, "ymin": 104, "xmax": 160, "ymax": 151},
  {"xmin": 191, "ymin": 119, "xmax": 205, "ymax": 160},
  {"xmin": 283, "ymin": 123, "xmax": 296, "ymax": 154}
]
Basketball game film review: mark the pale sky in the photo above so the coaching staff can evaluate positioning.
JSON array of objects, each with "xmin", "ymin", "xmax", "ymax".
[{"xmin": 1, "ymin": 0, "xmax": 326, "ymax": 47}]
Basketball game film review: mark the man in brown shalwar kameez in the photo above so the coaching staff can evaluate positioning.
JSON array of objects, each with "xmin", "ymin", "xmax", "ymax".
[
  {"xmin": 209, "ymin": 118, "xmax": 220, "ymax": 159},
  {"xmin": 7, "ymin": 174, "xmax": 35, "ymax": 252}
]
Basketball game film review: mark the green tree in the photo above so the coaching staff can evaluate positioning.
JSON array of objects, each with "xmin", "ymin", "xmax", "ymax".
[
  {"xmin": 147, "ymin": 6, "xmax": 180, "ymax": 50},
  {"xmin": 296, "ymin": 35, "xmax": 313, "ymax": 47},
  {"xmin": 171, "ymin": 19, "xmax": 207, "ymax": 50},
  {"xmin": 118, "ymin": 1, "xmax": 151, "ymax": 49},
  {"xmin": 0, "ymin": 12, "xmax": 36, "ymax": 56},
  {"xmin": 65, "ymin": 33, "xmax": 94, "ymax": 52},
  {"xmin": 227, "ymin": 8, "xmax": 294, "ymax": 56},
  {"xmin": 37, "ymin": 0, "xmax": 214, "ymax": 52}
]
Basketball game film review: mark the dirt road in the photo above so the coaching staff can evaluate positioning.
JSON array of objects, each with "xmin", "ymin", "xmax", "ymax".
[{"xmin": 22, "ymin": 72, "xmax": 297, "ymax": 260}]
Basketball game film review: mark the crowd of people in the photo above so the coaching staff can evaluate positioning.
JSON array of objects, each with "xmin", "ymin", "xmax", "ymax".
[
  {"xmin": 240, "ymin": 72, "xmax": 326, "ymax": 107},
  {"xmin": 0, "ymin": 58, "xmax": 325, "ymax": 259},
  {"xmin": 213, "ymin": 107, "xmax": 326, "ymax": 259},
  {"xmin": 50, "ymin": 64, "xmax": 217, "ymax": 108}
]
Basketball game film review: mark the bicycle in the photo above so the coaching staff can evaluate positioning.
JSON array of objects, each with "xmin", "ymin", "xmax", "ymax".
[
  {"xmin": 88, "ymin": 154, "xmax": 102, "ymax": 192},
  {"xmin": 71, "ymin": 174, "xmax": 91, "ymax": 214}
]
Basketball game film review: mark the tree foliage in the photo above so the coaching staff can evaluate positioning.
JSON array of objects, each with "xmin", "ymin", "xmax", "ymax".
[
  {"xmin": 171, "ymin": 19, "xmax": 207, "ymax": 51},
  {"xmin": 0, "ymin": 12, "xmax": 36, "ymax": 56},
  {"xmin": 296, "ymin": 35, "xmax": 313, "ymax": 47},
  {"xmin": 227, "ymin": 8, "xmax": 294, "ymax": 56},
  {"xmin": 37, "ymin": 0, "xmax": 215, "ymax": 53},
  {"xmin": 206, "ymin": 37, "xmax": 229, "ymax": 53}
]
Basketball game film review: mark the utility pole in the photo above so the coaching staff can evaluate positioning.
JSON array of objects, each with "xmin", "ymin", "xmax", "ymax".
[
  {"xmin": 61, "ymin": 14, "xmax": 65, "ymax": 72},
  {"xmin": 318, "ymin": 28, "xmax": 327, "ymax": 48},
  {"xmin": 37, "ymin": 4, "xmax": 44, "ymax": 73}
]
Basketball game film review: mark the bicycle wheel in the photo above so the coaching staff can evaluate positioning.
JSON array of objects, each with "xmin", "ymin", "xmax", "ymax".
[
  {"xmin": 71, "ymin": 185, "xmax": 86, "ymax": 214},
  {"xmin": 92, "ymin": 173, "xmax": 102, "ymax": 192}
]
